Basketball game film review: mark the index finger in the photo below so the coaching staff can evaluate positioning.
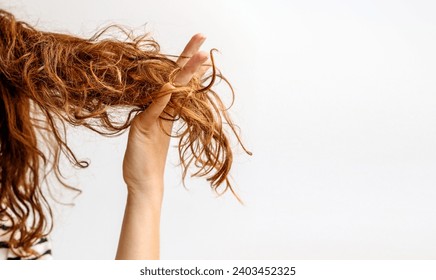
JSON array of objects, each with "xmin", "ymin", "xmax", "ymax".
[
  {"xmin": 176, "ymin": 33, "xmax": 206, "ymax": 68},
  {"xmin": 174, "ymin": 51, "xmax": 208, "ymax": 86}
]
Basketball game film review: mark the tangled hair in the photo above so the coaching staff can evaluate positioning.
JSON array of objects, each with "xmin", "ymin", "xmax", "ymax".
[{"xmin": 0, "ymin": 9, "xmax": 250, "ymax": 257}]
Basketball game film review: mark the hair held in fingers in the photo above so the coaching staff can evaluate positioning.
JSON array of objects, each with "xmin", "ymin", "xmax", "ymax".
[{"xmin": 0, "ymin": 9, "xmax": 251, "ymax": 257}]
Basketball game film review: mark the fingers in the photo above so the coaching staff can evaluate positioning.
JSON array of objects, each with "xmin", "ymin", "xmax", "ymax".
[
  {"xmin": 137, "ymin": 34, "xmax": 209, "ymax": 127},
  {"xmin": 176, "ymin": 33, "xmax": 206, "ymax": 68},
  {"xmin": 135, "ymin": 83, "xmax": 175, "ymax": 127},
  {"xmin": 174, "ymin": 51, "xmax": 209, "ymax": 86}
]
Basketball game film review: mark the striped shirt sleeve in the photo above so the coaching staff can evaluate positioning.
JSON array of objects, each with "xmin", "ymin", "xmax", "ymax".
[{"xmin": 0, "ymin": 222, "xmax": 52, "ymax": 260}]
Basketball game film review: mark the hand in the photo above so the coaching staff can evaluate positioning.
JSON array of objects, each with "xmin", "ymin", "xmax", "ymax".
[
  {"xmin": 117, "ymin": 33, "xmax": 211, "ymax": 260},
  {"xmin": 122, "ymin": 33, "xmax": 210, "ymax": 201}
]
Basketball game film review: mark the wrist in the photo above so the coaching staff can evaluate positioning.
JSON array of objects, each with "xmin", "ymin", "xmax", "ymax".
[
  {"xmin": 126, "ymin": 180, "xmax": 164, "ymax": 205},
  {"xmin": 126, "ymin": 192, "xmax": 163, "ymax": 213},
  {"xmin": 124, "ymin": 176, "xmax": 164, "ymax": 190}
]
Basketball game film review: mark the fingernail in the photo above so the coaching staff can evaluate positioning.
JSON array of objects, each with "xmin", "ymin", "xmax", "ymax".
[
  {"xmin": 196, "ymin": 33, "xmax": 206, "ymax": 41},
  {"xmin": 197, "ymin": 51, "xmax": 209, "ymax": 61}
]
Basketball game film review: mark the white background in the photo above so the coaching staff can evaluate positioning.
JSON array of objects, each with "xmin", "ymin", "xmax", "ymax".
[{"xmin": 2, "ymin": 0, "xmax": 436, "ymax": 259}]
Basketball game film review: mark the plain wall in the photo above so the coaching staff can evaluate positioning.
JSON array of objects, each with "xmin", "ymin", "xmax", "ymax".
[{"xmin": 2, "ymin": 0, "xmax": 436, "ymax": 259}]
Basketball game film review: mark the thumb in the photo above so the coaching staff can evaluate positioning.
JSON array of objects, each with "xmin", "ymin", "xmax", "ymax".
[{"xmin": 136, "ymin": 83, "xmax": 175, "ymax": 126}]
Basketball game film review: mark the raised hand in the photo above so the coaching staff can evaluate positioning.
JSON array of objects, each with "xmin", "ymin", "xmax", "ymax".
[{"xmin": 116, "ymin": 34, "xmax": 210, "ymax": 260}]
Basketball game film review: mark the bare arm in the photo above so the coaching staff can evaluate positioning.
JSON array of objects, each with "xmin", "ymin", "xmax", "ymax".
[{"xmin": 115, "ymin": 34, "xmax": 209, "ymax": 260}]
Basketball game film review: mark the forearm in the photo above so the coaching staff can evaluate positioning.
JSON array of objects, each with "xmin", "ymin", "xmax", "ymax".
[{"xmin": 115, "ymin": 184, "xmax": 163, "ymax": 260}]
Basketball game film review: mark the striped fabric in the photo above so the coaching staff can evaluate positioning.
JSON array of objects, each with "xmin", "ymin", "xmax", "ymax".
[{"xmin": 0, "ymin": 222, "xmax": 52, "ymax": 260}]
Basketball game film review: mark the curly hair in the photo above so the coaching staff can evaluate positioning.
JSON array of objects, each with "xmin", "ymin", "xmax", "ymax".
[{"xmin": 0, "ymin": 9, "xmax": 251, "ymax": 258}]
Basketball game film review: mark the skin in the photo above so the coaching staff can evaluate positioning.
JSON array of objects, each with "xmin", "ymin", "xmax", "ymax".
[{"xmin": 115, "ymin": 33, "xmax": 210, "ymax": 260}]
